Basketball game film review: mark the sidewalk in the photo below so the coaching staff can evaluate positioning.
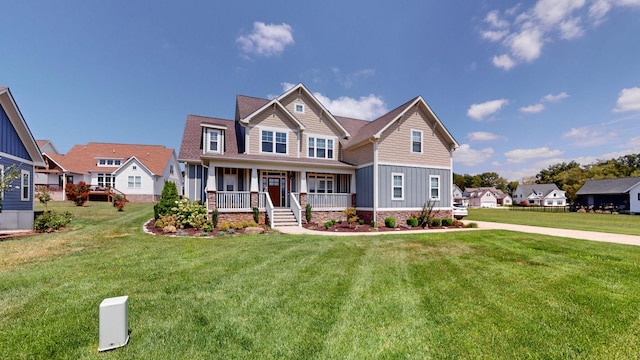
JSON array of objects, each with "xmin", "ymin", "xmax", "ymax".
[{"xmin": 277, "ymin": 221, "xmax": 640, "ymax": 247}]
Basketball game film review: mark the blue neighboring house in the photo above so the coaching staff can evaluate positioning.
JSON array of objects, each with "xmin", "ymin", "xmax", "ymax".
[{"xmin": 0, "ymin": 86, "xmax": 46, "ymax": 230}]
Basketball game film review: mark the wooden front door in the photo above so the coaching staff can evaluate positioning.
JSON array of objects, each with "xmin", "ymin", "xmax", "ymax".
[{"xmin": 268, "ymin": 178, "xmax": 281, "ymax": 207}]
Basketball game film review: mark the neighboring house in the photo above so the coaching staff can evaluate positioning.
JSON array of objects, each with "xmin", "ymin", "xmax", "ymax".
[
  {"xmin": 0, "ymin": 86, "xmax": 46, "ymax": 230},
  {"xmin": 465, "ymin": 187, "xmax": 498, "ymax": 208},
  {"xmin": 34, "ymin": 140, "xmax": 67, "ymax": 200},
  {"xmin": 513, "ymin": 184, "xmax": 567, "ymax": 206},
  {"xmin": 179, "ymin": 83, "xmax": 459, "ymax": 227},
  {"xmin": 40, "ymin": 142, "xmax": 183, "ymax": 202},
  {"xmin": 575, "ymin": 177, "xmax": 640, "ymax": 213},
  {"xmin": 452, "ymin": 184, "xmax": 468, "ymax": 207}
]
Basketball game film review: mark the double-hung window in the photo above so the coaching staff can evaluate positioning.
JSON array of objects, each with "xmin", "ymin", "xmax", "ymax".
[
  {"xmin": 411, "ymin": 130, "xmax": 423, "ymax": 154},
  {"xmin": 21, "ymin": 170, "xmax": 30, "ymax": 201},
  {"xmin": 429, "ymin": 175, "xmax": 440, "ymax": 200},
  {"xmin": 261, "ymin": 129, "xmax": 287, "ymax": 154},
  {"xmin": 392, "ymin": 173, "xmax": 404, "ymax": 200},
  {"xmin": 308, "ymin": 136, "xmax": 334, "ymax": 159},
  {"xmin": 205, "ymin": 128, "xmax": 222, "ymax": 153},
  {"xmin": 128, "ymin": 176, "xmax": 141, "ymax": 188}
]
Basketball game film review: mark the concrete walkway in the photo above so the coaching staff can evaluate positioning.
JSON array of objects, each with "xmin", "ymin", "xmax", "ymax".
[{"xmin": 277, "ymin": 221, "xmax": 640, "ymax": 247}]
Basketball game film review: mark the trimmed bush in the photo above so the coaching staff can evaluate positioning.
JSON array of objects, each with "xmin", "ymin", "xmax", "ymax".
[
  {"xmin": 34, "ymin": 210, "xmax": 72, "ymax": 232},
  {"xmin": 430, "ymin": 218, "xmax": 441, "ymax": 227},
  {"xmin": 441, "ymin": 218, "xmax": 453, "ymax": 226},
  {"xmin": 154, "ymin": 181, "xmax": 180, "ymax": 219},
  {"xmin": 252, "ymin": 207, "xmax": 260, "ymax": 224},
  {"xmin": 406, "ymin": 217, "xmax": 419, "ymax": 227},
  {"xmin": 384, "ymin": 217, "xmax": 396, "ymax": 228},
  {"xmin": 305, "ymin": 204, "xmax": 312, "ymax": 223},
  {"xmin": 65, "ymin": 182, "xmax": 90, "ymax": 206}
]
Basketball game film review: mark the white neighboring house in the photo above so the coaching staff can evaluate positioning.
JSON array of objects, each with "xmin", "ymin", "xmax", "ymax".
[
  {"xmin": 513, "ymin": 184, "xmax": 567, "ymax": 206},
  {"xmin": 38, "ymin": 142, "xmax": 183, "ymax": 202},
  {"xmin": 629, "ymin": 181, "xmax": 640, "ymax": 214}
]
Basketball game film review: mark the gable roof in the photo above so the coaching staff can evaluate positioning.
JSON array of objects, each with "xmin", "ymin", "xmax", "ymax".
[
  {"xmin": 36, "ymin": 140, "xmax": 60, "ymax": 155},
  {"xmin": 343, "ymin": 96, "xmax": 459, "ymax": 149},
  {"xmin": 237, "ymin": 95, "xmax": 306, "ymax": 130},
  {"xmin": 516, "ymin": 184, "xmax": 560, "ymax": 197},
  {"xmin": 0, "ymin": 86, "xmax": 46, "ymax": 167},
  {"xmin": 178, "ymin": 115, "xmax": 237, "ymax": 162},
  {"xmin": 576, "ymin": 177, "xmax": 640, "ymax": 195},
  {"xmin": 53, "ymin": 142, "xmax": 175, "ymax": 176}
]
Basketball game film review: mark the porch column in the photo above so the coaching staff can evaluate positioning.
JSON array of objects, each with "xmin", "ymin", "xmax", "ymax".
[
  {"xmin": 207, "ymin": 164, "xmax": 217, "ymax": 210},
  {"xmin": 299, "ymin": 170, "xmax": 307, "ymax": 208},
  {"xmin": 250, "ymin": 167, "xmax": 259, "ymax": 208},
  {"xmin": 350, "ymin": 173, "xmax": 356, "ymax": 207}
]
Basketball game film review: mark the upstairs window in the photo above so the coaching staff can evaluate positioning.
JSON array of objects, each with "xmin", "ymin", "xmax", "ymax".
[
  {"xmin": 294, "ymin": 104, "xmax": 304, "ymax": 113},
  {"xmin": 21, "ymin": 170, "xmax": 30, "ymax": 201},
  {"xmin": 308, "ymin": 136, "xmax": 334, "ymax": 159},
  {"xmin": 206, "ymin": 128, "xmax": 222, "ymax": 153},
  {"xmin": 98, "ymin": 159, "xmax": 122, "ymax": 166},
  {"xmin": 411, "ymin": 130, "xmax": 423, "ymax": 154},
  {"xmin": 261, "ymin": 129, "xmax": 287, "ymax": 154}
]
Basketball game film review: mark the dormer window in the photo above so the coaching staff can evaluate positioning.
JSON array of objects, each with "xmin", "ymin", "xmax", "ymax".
[
  {"xmin": 98, "ymin": 159, "xmax": 121, "ymax": 166},
  {"xmin": 205, "ymin": 128, "xmax": 222, "ymax": 153},
  {"xmin": 294, "ymin": 103, "xmax": 304, "ymax": 113}
]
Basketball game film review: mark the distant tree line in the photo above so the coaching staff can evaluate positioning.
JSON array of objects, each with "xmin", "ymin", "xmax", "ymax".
[{"xmin": 455, "ymin": 153, "xmax": 640, "ymax": 203}]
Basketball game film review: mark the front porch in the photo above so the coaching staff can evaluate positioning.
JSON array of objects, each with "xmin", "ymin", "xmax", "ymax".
[{"xmin": 206, "ymin": 166, "xmax": 355, "ymax": 227}]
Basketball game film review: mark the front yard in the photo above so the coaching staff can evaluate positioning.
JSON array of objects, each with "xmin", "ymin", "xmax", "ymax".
[{"xmin": 1, "ymin": 202, "xmax": 640, "ymax": 358}]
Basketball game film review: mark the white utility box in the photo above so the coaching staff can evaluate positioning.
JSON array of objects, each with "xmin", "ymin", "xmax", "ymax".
[{"xmin": 98, "ymin": 296, "xmax": 130, "ymax": 352}]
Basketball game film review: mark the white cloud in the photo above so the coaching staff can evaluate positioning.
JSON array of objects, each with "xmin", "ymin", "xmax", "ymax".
[
  {"xmin": 613, "ymin": 87, "xmax": 640, "ymax": 112},
  {"xmin": 542, "ymin": 92, "xmax": 569, "ymax": 102},
  {"xmin": 562, "ymin": 126, "xmax": 617, "ymax": 146},
  {"xmin": 237, "ymin": 22, "xmax": 294, "ymax": 57},
  {"xmin": 505, "ymin": 147, "xmax": 564, "ymax": 163},
  {"xmin": 480, "ymin": 0, "xmax": 638, "ymax": 69},
  {"xmin": 492, "ymin": 54, "xmax": 516, "ymax": 70},
  {"xmin": 453, "ymin": 144, "xmax": 495, "ymax": 166},
  {"xmin": 520, "ymin": 103, "xmax": 545, "ymax": 113},
  {"xmin": 559, "ymin": 17, "xmax": 584, "ymax": 39},
  {"xmin": 314, "ymin": 93, "xmax": 387, "ymax": 120},
  {"xmin": 467, "ymin": 131, "xmax": 507, "ymax": 142},
  {"xmin": 467, "ymin": 99, "xmax": 509, "ymax": 120}
]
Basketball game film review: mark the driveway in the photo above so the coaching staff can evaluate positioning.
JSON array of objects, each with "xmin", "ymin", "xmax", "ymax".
[{"xmin": 278, "ymin": 221, "xmax": 640, "ymax": 247}]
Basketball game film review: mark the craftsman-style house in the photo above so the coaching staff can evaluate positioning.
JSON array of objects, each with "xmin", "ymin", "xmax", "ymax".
[{"xmin": 179, "ymin": 83, "xmax": 459, "ymax": 227}]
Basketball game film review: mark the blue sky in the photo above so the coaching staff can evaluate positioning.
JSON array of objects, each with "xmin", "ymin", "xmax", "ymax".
[{"xmin": 1, "ymin": 1, "xmax": 639, "ymax": 181}]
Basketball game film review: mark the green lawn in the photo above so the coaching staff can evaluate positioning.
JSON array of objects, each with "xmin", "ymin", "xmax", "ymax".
[
  {"xmin": 467, "ymin": 207, "xmax": 640, "ymax": 236},
  {"xmin": 1, "ymin": 202, "xmax": 640, "ymax": 359}
]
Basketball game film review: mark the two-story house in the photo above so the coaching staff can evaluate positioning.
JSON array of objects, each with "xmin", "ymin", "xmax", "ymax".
[
  {"xmin": 513, "ymin": 184, "xmax": 567, "ymax": 206},
  {"xmin": 179, "ymin": 83, "xmax": 459, "ymax": 227}
]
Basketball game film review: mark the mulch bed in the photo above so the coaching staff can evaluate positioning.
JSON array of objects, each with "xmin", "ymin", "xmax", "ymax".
[{"xmin": 303, "ymin": 222, "xmax": 465, "ymax": 233}]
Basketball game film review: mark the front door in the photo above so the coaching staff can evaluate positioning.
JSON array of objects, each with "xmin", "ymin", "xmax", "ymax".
[{"xmin": 268, "ymin": 178, "xmax": 281, "ymax": 207}]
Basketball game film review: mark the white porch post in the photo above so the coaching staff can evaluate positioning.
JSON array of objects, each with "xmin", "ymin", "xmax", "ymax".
[
  {"xmin": 300, "ymin": 170, "xmax": 307, "ymax": 193},
  {"xmin": 250, "ymin": 167, "xmax": 259, "ymax": 192},
  {"xmin": 207, "ymin": 164, "xmax": 216, "ymax": 192}
]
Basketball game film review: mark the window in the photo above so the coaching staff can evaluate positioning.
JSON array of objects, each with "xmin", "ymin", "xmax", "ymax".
[
  {"xmin": 392, "ymin": 173, "xmax": 404, "ymax": 200},
  {"xmin": 295, "ymin": 104, "xmax": 304, "ymax": 113},
  {"xmin": 261, "ymin": 130, "xmax": 287, "ymax": 154},
  {"xmin": 97, "ymin": 173, "xmax": 115, "ymax": 188},
  {"xmin": 308, "ymin": 136, "xmax": 334, "ymax": 159},
  {"xmin": 308, "ymin": 174, "xmax": 334, "ymax": 193},
  {"xmin": 21, "ymin": 170, "xmax": 30, "ymax": 201},
  {"xmin": 169, "ymin": 165, "xmax": 174, "ymax": 175},
  {"xmin": 128, "ymin": 176, "xmax": 141, "ymax": 188},
  {"xmin": 98, "ymin": 159, "xmax": 121, "ymax": 166},
  {"xmin": 429, "ymin": 176, "xmax": 440, "ymax": 200},
  {"xmin": 0, "ymin": 165, "xmax": 4, "ymax": 200},
  {"xmin": 205, "ymin": 128, "xmax": 222, "ymax": 153},
  {"xmin": 411, "ymin": 130, "xmax": 423, "ymax": 154}
]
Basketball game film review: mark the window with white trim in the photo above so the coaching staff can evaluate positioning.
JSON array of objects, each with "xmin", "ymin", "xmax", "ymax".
[
  {"xmin": 98, "ymin": 159, "xmax": 122, "ymax": 166},
  {"xmin": 429, "ymin": 175, "xmax": 440, "ymax": 200},
  {"xmin": 294, "ymin": 103, "xmax": 304, "ymax": 113},
  {"xmin": 308, "ymin": 136, "xmax": 334, "ymax": 159},
  {"xmin": 411, "ymin": 130, "xmax": 423, "ymax": 154},
  {"xmin": 261, "ymin": 129, "xmax": 287, "ymax": 154},
  {"xmin": 97, "ymin": 173, "xmax": 115, "ymax": 188},
  {"xmin": 308, "ymin": 174, "xmax": 334, "ymax": 193},
  {"xmin": 0, "ymin": 165, "xmax": 4, "ymax": 200},
  {"xmin": 21, "ymin": 170, "xmax": 30, "ymax": 201},
  {"xmin": 392, "ymin": 173, "xmax": 404, "ymax": 200},
  {"xmin": 206, "ymin": 128, "xmax": 222, "ymax": 153},
  {"xmin": 128, "ymin": 176, "xmax": 141, "ymax": 188}
]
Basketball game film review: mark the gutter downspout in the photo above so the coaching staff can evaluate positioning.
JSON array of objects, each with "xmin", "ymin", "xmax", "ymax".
[{"xmin": 371, "ymin": 137, "xmax": 379, "ymax": 225}]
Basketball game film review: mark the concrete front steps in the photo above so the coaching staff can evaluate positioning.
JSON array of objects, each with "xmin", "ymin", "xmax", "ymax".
[{"xmin": 270, "ymin": 208, "xmax": 299, "ymax": 227}]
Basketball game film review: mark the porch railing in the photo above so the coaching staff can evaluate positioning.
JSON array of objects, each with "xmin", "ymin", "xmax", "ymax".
[
  {"xmin": 216, "ymin": 191, "xmax": 251, "ymax": 210},
  {"xmin": 290, "ymin": 192, "xmax": 302, "ymax": 226},
  {"xmin": 307, "ymin": 193, "xmax": 351, "ymax": 209},
  {"xmin": 265, "ymin": 193, "xmax": 274, "ymax": 228}
]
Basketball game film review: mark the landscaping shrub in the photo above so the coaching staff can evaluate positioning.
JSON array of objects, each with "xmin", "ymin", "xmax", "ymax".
[
  {"xmin": 343, "ymin": 207, "xmax": 359, "ymax": 226},
  {"xmin": 154, "ymin": 181, "xmax": 179, "ymax": 219},
  {"xmin": 467, "ymin": 222, "xmax": 478, "ymax": 228},
  {"xmin": 441, "ymin": 218, "xmax": 453, "ymax": 226},
  {"xmin": 211, "ymin": 209, "xmax": 219, "ymax": 228},
  {"xmin": 172, "ymin": 199, "xmax": 209, "ymax": 229},
  {"xmin": 155, "ymin": 214, "xmax": 177, "ymax": 228},
  {"xmin": 384, "ymin": 217, "xmax": 396, "ymax": 228},
  {"xmin": 35, "ymin": 186, "xmax": 52, "ymax": 210},
  {"xmin": 406, "ymin": 217, "xmax": 419, "ymax": 227},
  {"xmin": 324, "ymin": 219, "xmax": 336, "ymax": 230},
  {"xmin": 34, "ymin": 210, "xmax": 72, "ymax": 232},
  {"xmin": 65, "ymin": 182, "xmax": 91, "ymax": 206},
  {"xmin": 370, "ymin": 220, "xmax": 376, "ymax": 227},
  {"xmin": 358, "ymin": 219, "xmax": 364, "ymax": 225},
  {"xmin": 252, "ymin": 207, "xmax": 260, "ymax": 224},
  {"xmin": 430, "ymin": 218, "xmax": 441, "ymax": 227},
  {"xmin": 417, "ymin": 201, "xmax": 436, "ymax": 228},
  {"xmin": 219, "ymin": 221, "xmax": 231, "ymax": 232},
  {"xmin": 305, "ymin": 204, "xmax": 312, "ymax": 223}
]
